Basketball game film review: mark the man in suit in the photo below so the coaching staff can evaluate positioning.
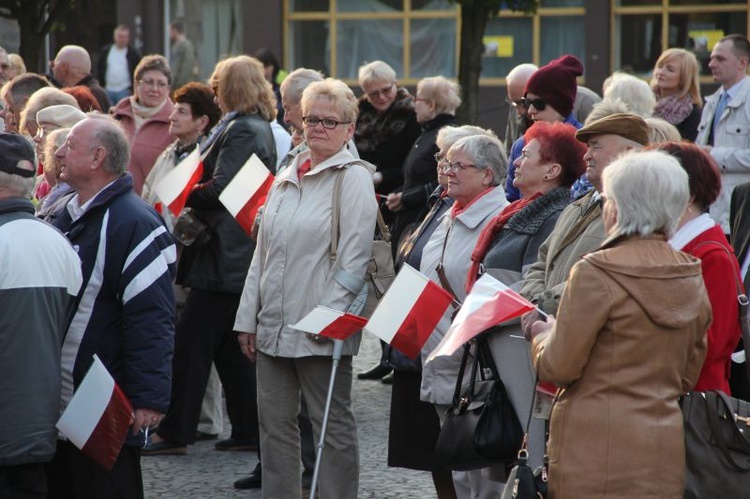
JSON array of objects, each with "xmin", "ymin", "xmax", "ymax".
[{"xmin": 696, "ymin": 34, "xmax": 750, "ymax": 236}]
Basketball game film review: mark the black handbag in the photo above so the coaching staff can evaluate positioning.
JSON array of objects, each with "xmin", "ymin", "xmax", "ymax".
[
  {"xmin": 434, "ymin": 339, "xmax": 523, "ymax": 471},
  {"xmin": 172, "ymin": 208, "xmax": 211, "ymax": 247},
  {"xmin": 682, "ymin": 390, "xmax": 750, "ymax": 498},
  {"xmin": 502, "ymin": 371, "xmax": 548, "ymax": 499}
]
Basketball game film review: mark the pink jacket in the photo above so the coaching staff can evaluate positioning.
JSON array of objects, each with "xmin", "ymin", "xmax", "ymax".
[{"xmin": 113, "ymin": 98, "xmax": 174, "ymax": 195}]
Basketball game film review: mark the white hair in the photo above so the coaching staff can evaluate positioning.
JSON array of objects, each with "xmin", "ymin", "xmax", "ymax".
[
  {"xmin": 603, "ymin": 150, "xmax": 689, "ymax": 238},
  {"xmin": 602, "ymin": 72, "xmax": 655, "ymax": 118},
  {"xmin": 449, "ymin": 134, "xmax": 507, "ymax": 186}
]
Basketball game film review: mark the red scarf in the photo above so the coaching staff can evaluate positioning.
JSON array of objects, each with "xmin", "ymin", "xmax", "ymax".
[
  {"xmin": 450, "ymin": 187, "xmax": 494, "ymax": 218},
  {"xmin": 465, "ymin": 192, "xmax": 542, "ymax": 293},
  {"xmin": 297, "ymin": 159, "xmax": 312, "ymax": 180}
]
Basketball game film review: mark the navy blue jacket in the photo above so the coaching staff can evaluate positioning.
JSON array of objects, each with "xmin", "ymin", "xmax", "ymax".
[{"xmin": 54, "ymin": 174, "xmax": 176, "ymax": 446}]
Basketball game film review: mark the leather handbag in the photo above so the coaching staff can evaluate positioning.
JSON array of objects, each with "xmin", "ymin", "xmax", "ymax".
[
  {"xmin": 330, "ymin": 166, "xmax": 395, "ymax": 318},
  {"xmin": 435, "ymin": 339, "xmax": 523, "ymax": 471},
  {"xmin": 682, "ymin": 390, "xmax": 750, "ymax": 498}
]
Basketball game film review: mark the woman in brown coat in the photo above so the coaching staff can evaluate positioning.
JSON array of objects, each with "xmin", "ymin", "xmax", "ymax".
[{"xmin": 528, "ymin": 150, "xmax": 711, "ymax": 498}]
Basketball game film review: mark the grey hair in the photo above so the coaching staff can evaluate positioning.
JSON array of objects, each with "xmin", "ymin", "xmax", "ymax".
[
  {"xmin": 417, "ymin": 76, "xmax": 462, "ymax": 115},
  {"xmin": 43, "ymin": 128, "xmax": 70, "ymax": 177},
  {"xmin": 603, "ymin": 150, "xmax": 689, "ymax": 238},
  {"xmin": 0, "ymin": 171, "xmax": 34, "ymax": 197},
  {"xmin": 506, "ymin": 63, "xmax": 538, "ymax": 85},
  {"xmin": 449, "ymin": 134, "xmax": 507, "ymax": 186},
  {"xmin": 280, "ymin": 68, "xmax": 324, "ymax": 105},
  {"xmin": 602, "ymin": 72, "xmax": 655, "ymax": 118},
  {"xmin": 584, "ymin": 98, "xmax": 630, "ymax": 125},
  {"xmin": 436, "ymin": 125, "xmax": 496, "ymax": 153},
  {"xmin": 86, "ymin": 114, "xmax": 130, "ymax": 175},
  {"xmin": 358, "ymin": 60, "xmax": 397, "ymax": 88}
]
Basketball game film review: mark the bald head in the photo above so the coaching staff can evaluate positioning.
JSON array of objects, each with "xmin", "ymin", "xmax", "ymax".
[
  {"xmin": 54, "ymin": 46, "xmax": 92, "ymax": 87},
  {"xmin": 505, "ymin": 63, "xmax": 538, "ymax": 113}
]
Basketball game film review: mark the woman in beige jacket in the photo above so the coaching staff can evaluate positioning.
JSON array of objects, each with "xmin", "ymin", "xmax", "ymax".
[
  {"xmin": 234, "ymin": 78, "xmax": 377, "ymax": 499},
  {"xmin": 528, "ymin": 150, "xmax": 711, "ymax": 499}
]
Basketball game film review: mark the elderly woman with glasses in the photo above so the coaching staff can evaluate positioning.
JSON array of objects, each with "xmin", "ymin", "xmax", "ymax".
[
  {"xmin": 386, "ymin": 76, "xmax": 460, "ymax": 260},
  {"xmin": 419, "ymin": 132, "xmax": 509, "ymax": 498},
  {"xmin": 112, "ymin": 54, "xmax": 174, "ymax": 194},
  {"xmin": 234, "ymin": 78, "xmax": 377, "ymax": 499},
  {"xmin": 527, "ymin": 150, "xmax": 711, "ymax": 498},
  {"xmin": 354, "ymin": 59, "xmax": 422, "ymax": 381}
]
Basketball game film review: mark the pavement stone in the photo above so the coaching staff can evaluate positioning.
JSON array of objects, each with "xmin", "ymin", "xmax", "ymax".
[{"xmin": 142, "ymin": 333, "xmax": 436, "ymax": 498}]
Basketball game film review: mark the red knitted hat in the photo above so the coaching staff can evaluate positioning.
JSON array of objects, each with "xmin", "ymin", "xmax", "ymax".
[{"xmin": 524, "ymin": 55, "xmax": 583, "ymax": 118}]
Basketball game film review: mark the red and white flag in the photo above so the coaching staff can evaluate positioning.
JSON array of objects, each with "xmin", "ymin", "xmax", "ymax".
[
  {"xmin": 56, "ymin": 355, "xmax": 134, "ymax": 470},
  {"xmin": 153, "ymin": 148, "xmax": 203, "ymax": 217},
  {"xmin": 219, "ymin": 154, "xmax": 274, "ymax": 235},
  {"xmin": 427, "ymin": 273, "xmax": 536, "ymax": 362},
  {"xmin": 364, "ymin": 264, "xmax": 454, "ymax": 360},
  {"xmin": 291, "ymin": 306, "xmax": 367, "ymax": 341}
]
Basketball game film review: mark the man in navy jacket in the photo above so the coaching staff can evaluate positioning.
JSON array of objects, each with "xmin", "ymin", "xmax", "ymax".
[{"xmin": 47, "ymin": 115, "xmax": 175, "ymax": 498}]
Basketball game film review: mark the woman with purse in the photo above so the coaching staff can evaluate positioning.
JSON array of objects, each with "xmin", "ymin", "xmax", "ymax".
[
  {"xmin": 469, "ymin": 121, "xmax": 585, "ymax": 471},
  {"xmin": 419, "ymin": 132, "xmax": 509, "ymax": 498},
  {"xmin": 657, "ymin": 141, "xmax": 743, "ymax": 394},
  {"xmin": 144, "ymin": 56, "xmax": 277, "ymax": 455},
  {"xmin": 528, "ymin": 150, "xmax": 711, "ymax": 498},
  {"xmin": 234, "ymin": 78, "xmax": 377, "ymax": 499}
]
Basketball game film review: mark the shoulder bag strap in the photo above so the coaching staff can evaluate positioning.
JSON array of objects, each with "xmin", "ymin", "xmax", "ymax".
[
  {"xmin": 691, "ymin": 241, "xmax": 750, "ymax": 384},
  {"xmin": 705, "ymin": 390, "xmax": 750, "ymax": 471}
]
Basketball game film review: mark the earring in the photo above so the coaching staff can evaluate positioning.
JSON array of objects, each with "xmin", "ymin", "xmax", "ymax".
[{"xmin": 543, "ymin": 175, "xmax": 549, "ymax": 180}]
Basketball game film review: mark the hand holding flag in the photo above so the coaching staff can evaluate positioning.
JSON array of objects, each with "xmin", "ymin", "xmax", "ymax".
[
  {"xmin": 291, "ymin": 306, "xmax": 367, "ymax": 341},
  {"xmin": 426, "ymin": 273, "xmax": 537, "ymax": 362}
]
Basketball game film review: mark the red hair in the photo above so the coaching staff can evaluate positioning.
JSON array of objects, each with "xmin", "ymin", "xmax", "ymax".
[
  {"xmin": 647, "ymin": 141, "xmax": 721, "ymax": 210},
  {"xmin": 524, "ymin": 121, "xmax": 587, "ymax": 187},
  {"xmin": 63, "ymin": 86, "xmax": 102, "ymax": 113}
]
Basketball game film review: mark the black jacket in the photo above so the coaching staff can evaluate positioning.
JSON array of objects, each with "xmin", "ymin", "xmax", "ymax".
[{"xmin": 177, "ymin": 113, "xmax": 277, "ymax": 293}]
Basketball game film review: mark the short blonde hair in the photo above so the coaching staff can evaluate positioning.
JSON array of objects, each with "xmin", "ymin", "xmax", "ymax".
[
  {"xmin": 417, "ymin": 76, "xmax": 462, "ymax": 116},
  {"xmin": 650, "ymin": 48, "xmax": 702, "ymax": 106},
  {"xmin": 8, "ymin": 54, "xmax": 25, "ymax": 76},
  {"xmin": 358, "ymin": 60, "xmax": 397, "ymax": 88},
  {"xmin": 603, "ymin": 72, "xmax": 655, "ymax": 117},
  {"xmin": 301, "ymin": 78, "xmax": 358, "ymax": 124},
  {"xmin": 211, "ymin": 55, "xmax": 277, "ymax": 121},
  {"xmin": 645, "ymin": 116, "xmax": 681, "ymax": 144},
  {"xmin": 42, "ymin": 128, "xmax": 70, "ymax": 179}
]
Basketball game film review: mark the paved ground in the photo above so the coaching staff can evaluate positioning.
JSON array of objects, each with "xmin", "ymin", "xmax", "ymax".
[{"xmin": 142, "ymin": 333, "xmax": 436, "ymax": 498}]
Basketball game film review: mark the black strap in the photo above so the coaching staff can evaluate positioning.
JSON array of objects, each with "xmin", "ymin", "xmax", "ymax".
[{"xmin": 705, "ymin": 391, "xmax": 750, "ymax": 471}]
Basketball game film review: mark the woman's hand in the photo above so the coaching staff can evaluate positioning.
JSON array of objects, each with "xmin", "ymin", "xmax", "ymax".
[
  {"xmin": 529, "ymin": 316, "xmax": 555, "ymax": 341},
  {"xmin": 385, "ymin": 192, "xmax": 403, "ymax": 212},
  {"xmin": 237, "ymin": 332, "xmax": 257, "ymax": 362}
]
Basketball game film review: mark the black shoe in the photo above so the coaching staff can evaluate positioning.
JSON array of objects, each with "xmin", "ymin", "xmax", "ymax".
[
  {"xmin": 357, "ymin": 364, "xmax": 392, "ymax": 380},
  {"xmin": 215, "ymin": 437, "xmax": 258, "ymax": 451},
  {"xmin": 195, "ymin": 430, "xmax": 219, "ymax": 441},
  {"xmin": 142, "ymin": 439, "xmax": 187, "ymax": 455},
  {"xmin": 381, "ymin": 371, "xmax": 394, "ymax": 384},
  {"xmin": 234, "ymin": 464, "xmax": 261, "ymax": 489}
]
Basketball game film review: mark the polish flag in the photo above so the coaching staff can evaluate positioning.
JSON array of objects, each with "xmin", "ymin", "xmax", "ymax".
[
  {"xmin": 56, "ymin": 355, "xmax": 134, "ymax": 470},
  {"xmin": 365, "ymin": 264, "xmax": 455, "ymax": 360},
  {"xmin": 219, "ymin": 154, "xmax": 274, "ymax": 235},
  {"xmin": 427, "ymin": 273, "xmax": 536, "ymax": 362},
  {"xmin": 154, "ymin": 148, "xmax": 203, "ymax": 217},
  {"xmin": 291, "ymin": 306, "xmax": 367, "ymax": 340}
]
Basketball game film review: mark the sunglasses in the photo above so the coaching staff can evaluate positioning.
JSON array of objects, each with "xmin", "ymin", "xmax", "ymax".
[{"xmin": 521, "ymin": 97, "xmax": 546, "ymax": 111}]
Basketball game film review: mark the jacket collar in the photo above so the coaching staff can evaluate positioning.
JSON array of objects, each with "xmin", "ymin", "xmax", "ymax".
[
  {"xmin": 278, "ymin": 146, "xmax": 375, "ymax": 185},
  {"xmin": 70, "ymin": 174, "xmax": 134, "ymax": 222},
  {"xmin": 0, "ymin": 197, "xmax": 35, "ymax": 217},
  {"xmin": 453, "ymin": 185, "xmax": 508, "ymax": 230}
]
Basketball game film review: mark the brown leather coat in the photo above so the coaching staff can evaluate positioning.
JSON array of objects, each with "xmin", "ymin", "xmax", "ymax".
[{"xmin": 532, "ymin": 234, "xmax": 711, "ymax": 499}]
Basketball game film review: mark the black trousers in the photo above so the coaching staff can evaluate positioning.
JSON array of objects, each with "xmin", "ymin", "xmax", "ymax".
[
  {"xmin": 46, "ymin": 440, "xmax": 142, "ymax": 499},
  {"xmin": 158, "ymin": 288, "xmax": 258, "ymax": 445},
  {"xmin": 0, "ymin": 463, "xmax": 46, "ymax": 499}
]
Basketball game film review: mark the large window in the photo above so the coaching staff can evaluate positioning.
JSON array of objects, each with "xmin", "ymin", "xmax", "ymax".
[
  {"xmin": 284, "ymin": 0, "xmax": 587, "ymax": 84},
  {"xmin": 612, "ymin": 1, "xmax": 749, "ymax": 79}
]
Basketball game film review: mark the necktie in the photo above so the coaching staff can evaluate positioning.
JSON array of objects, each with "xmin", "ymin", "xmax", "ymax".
[{"xmin": 709, "ymin": 92, "xmax": 729, "ymax": 146}]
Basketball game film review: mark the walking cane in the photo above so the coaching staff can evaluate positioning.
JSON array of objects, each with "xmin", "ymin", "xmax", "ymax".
[{"xmin": 309, "ymin": 283, "xmax": 367, "ymax": 499}]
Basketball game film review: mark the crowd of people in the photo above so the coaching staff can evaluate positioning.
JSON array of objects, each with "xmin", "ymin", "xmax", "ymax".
[{"xmin": 1, "ymin": 24, "xmax": 749, "ymax": 499}]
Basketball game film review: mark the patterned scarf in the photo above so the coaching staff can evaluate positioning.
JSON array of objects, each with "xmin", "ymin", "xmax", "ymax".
[{"xmin": 653, "ymin": 94, "xmax": 694, "ymax": 125}]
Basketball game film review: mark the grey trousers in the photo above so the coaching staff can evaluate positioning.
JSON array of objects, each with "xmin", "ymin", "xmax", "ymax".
[{"xmin": 257, "ymin": 352, "xmax": 359, "ymax": 499}]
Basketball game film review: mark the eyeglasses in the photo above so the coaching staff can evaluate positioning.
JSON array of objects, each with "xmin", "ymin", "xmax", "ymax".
[
  {"xmin": 520, "ymin": 97, "xmax": 546, "ymax": 111},
  {"xmin": 434, "ymin": 152, "xmax": 447, "ymax": 164},
  {"xmin": 439, "ymin": 161, "xmax": 479, "ymax": 173},
  {"xmin": 506, "ymin": 98, "xmax": 524, "ymax": 109},
  {"xmin": 0, "ymin": 62, "xmax": 10, "ymax": 71},
  {"xmin": 139, "ymin": 79, "xmax": 169, "ymax": 90},
  {"xmin": 366, "ymin": 83, "xmax": 394, "ymax": 100},
  {"xmin": 302, "ymin": 116, "xmax": 351, "ymax": 129}
]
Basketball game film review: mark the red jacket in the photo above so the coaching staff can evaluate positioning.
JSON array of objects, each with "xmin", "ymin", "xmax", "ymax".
[{"xmin": 683, "ymin": 224, "xmax": 743, "ymax": 394}]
